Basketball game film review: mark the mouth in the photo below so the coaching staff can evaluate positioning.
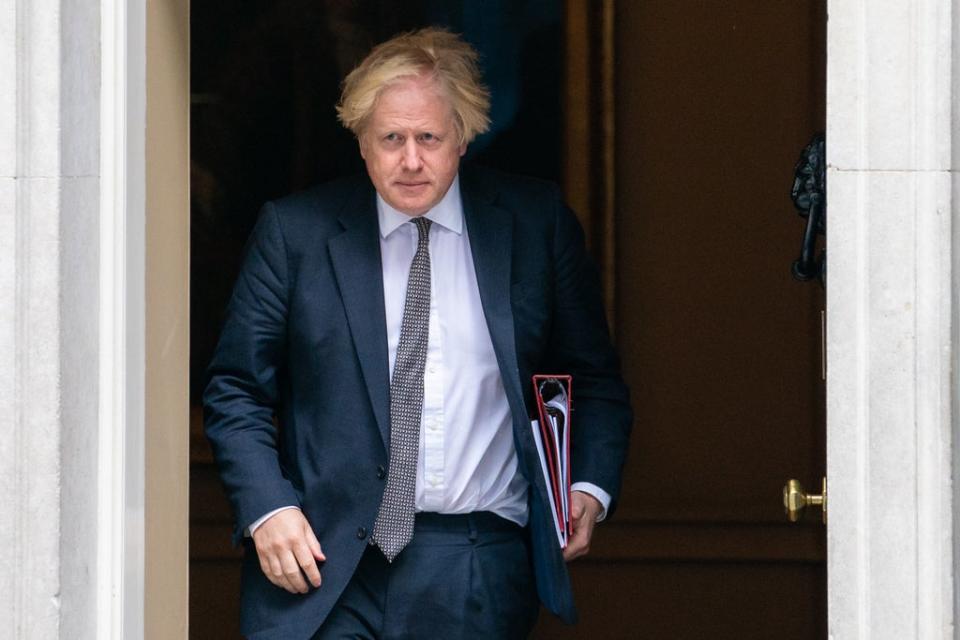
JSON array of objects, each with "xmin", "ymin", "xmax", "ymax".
[{"xmin": 394, "ymin": 181, "xmax": 431, "ymax": 195}]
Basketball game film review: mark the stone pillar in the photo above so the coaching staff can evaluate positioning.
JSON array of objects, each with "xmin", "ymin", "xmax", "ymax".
[
  {"xmin": 1, "ymin": 0, "xmax": 102, "ymax": 638},
  {"xmin": 1, "ymin": 0, "xmax": 65, "ymax": 637},
  {"xmin": 60, "ymin": 0, "xmax": 104, "ymax": 636},
  {"xmin": 827, "ymin": 0, "xmax": 956, "ymax": 637}
]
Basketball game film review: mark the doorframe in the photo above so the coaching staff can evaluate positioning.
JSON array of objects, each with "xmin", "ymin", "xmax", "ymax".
[
  {"xmin": 143, "ymin": 0, "xmax": 190, "ymax": 637},
  {"xmin": 825, "ymin": 0, "xmax": 957, "ymax": 636},
  {"xmin": 99, "ymin": 0, "xmax": 190, "ymax": 637},
  {"xmin": 99, "ymin": 0, "xmax": 146, "ymax": 635},
  {"xmin": 98, "ymin": 0, "xmax": 960, "ymax": 637}
]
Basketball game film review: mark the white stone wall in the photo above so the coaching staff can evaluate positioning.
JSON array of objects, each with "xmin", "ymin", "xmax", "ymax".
[
  {"xmin": 0, "ymin": 0, "xmax": 101, "ymax": 638},
  {"xmin": 1, "ymin": 0, "xmax": 64, "ymax": 637},
  {"xmin": 60, "ymin": 0, "xmax": 102, "ymax": 636},
  {"xmin": 827, "ymin": 0, "xmax": 956, "ymax": 638}
]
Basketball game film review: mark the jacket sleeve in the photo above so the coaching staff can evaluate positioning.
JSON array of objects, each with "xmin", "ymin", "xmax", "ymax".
[
  {"xmin": 202, "ymin": 202, "xmax": 301, "ymax": 543},
  {"xmin": 544, "ymin": 191, "xmax": 633, "ymax": 519}
]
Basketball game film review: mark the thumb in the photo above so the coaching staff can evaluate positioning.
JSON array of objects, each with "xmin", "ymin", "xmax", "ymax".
[{"xmin": 571, "ymin": 495, "xmax": 585, "ymax": 520}]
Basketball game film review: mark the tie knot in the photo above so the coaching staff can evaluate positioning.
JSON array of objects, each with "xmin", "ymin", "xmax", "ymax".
[{"xmin": 413, "ymin": 216, "xmax": 431, "ymax": 241}]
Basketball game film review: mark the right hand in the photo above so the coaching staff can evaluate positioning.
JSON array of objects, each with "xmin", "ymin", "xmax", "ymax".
[{"xmin": 252, "ymin": 509, "xmax": 326, "ymax": 594}]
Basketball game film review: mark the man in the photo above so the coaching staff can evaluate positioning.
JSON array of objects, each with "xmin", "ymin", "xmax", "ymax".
[{"xmin": 204, "ymin": 28, "xmax": 631, "ymax": 640}]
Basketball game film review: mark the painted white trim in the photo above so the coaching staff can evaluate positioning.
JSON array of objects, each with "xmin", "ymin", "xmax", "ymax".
[
  {"xmin": 124, "ymin": 0, "xmax": 146, "ymax": 633},
  {"xmin": 99, "ymin": 0, "xmax": 145, "ymax": 637},
  {"xmin": 827, "ymin": 0, "xmax": 957, "ymax": 637},
  {"xmin": 98, "ymin": 0, "xmax": 125, "ymax": 634}
]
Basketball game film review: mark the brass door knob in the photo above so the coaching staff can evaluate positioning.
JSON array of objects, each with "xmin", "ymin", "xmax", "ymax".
[{"xmin": 783, "ymin": 477, "xmax": 827, "ymax": 524}]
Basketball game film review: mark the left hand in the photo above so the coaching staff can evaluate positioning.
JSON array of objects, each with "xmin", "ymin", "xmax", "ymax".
[{"xmin": 563, "ymin": 491, "xmax": 603, "ymax": 561}]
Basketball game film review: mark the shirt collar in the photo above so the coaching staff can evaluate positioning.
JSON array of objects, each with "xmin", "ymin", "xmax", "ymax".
[{"xmin": 377, "ymin": 175, "xmax": 464, "ymax": 239}]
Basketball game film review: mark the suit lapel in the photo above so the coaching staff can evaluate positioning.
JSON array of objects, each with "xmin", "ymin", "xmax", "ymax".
[
  {"xmin": 462, "ymin": 170, "xmax": 557, "ymax": 529},
  {"xmin": 327, "ymin": 186, "xmax": 391, "ymax": 449},
  {"xmin": 325, "ymin": 171, "xmax": 530, "ymax": 456},
  {"xmin": 461, "ymin": 173, "xmax": 526, "ymax": 425}
]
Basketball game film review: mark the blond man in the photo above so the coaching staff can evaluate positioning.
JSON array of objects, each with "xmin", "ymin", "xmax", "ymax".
[{"xmin": 205, "ymin": 28, "xmax": 631, "ymax": 639}]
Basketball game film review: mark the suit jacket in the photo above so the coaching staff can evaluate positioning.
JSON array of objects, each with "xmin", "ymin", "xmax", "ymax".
[{"xmin": 203, "ymin": 164, "xmax": 632, "ymax": 640}]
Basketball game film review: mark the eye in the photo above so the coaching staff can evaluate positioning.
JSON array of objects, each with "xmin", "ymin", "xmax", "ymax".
[
  {"xmin": 383, "ymin": 133, "xmax": 403, "ymax": 145},
  {"xmin": 418, "ymin": 132, "xmax": 441, "ymax": 146}
]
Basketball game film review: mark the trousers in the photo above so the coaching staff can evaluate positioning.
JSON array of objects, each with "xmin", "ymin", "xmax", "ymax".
[{"xmin": 312, "ymin": 512, "xmax": 540, "ymax": 640}]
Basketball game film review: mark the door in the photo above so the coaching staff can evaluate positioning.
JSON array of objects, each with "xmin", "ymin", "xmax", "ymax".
[
  {"xmin": 534, "ymin": 3, "xmax": 828, "ymax": 638},
  {"xmin": 189, "ymin": 2, "xmax": 829, "ymax": 638}
]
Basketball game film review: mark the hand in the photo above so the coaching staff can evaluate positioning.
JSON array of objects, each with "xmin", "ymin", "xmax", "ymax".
[
  {"xmin": 252, "ymin": 508, "xmax": 326, "ymax": 594},
  {"xmin": 562, "ymin": 491, "xmax": 603, "ymax": 562}
]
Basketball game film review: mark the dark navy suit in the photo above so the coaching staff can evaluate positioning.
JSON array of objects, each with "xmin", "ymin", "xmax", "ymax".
[{"xmin": 203, "ymin": 165, "xmax": 632, "ymax": 639}]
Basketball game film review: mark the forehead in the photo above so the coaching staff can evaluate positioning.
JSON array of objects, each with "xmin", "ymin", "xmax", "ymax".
[{"xmin": 368, "ymin": 75, "xmax": 455, "ymax": 129}]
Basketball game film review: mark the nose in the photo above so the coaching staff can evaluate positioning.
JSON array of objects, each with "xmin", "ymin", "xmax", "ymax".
[{"xmin": 401, "ymin": 138, "xmax": 423, "ymax": 171}]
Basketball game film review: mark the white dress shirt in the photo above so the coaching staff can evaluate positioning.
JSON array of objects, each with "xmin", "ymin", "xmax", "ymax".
[
  {"xmin": 379, "ymin": 176, "xmax": 529, "ymax": 524},
  {"xmin": 249, "ymin": 176, "xmax": 610, "ymax": 534}
]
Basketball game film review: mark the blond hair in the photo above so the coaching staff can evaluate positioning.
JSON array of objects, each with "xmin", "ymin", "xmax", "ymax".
[{"xmin": 337, "ymin": 28, "xmax": 491, "ymax": 145}]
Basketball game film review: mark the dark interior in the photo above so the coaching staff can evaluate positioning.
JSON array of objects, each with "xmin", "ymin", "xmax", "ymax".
[{"xmin": 190, "ymin": 2, "xmax": 827, "ymax": 638}]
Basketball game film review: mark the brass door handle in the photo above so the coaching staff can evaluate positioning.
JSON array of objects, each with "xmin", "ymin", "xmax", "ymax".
[{"xmin": 783, "ymin": 477, "xmax": 827, "ymax": 524}]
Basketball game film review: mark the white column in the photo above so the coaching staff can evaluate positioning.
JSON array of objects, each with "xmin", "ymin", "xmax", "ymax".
[
  {"xmin": 1, "ymin": 0, "xmax": 65, "ymax": 638},
  {"xmin": 827, "ymin": 1, "xmax": 956, "ymax": 638},
  {"xmin": 61, "ymin": 0, "xmax": 106, "ymax": 637},
  {"xmin": 0, "ymin": 0, "xmax": 142, "ymax": 638}
]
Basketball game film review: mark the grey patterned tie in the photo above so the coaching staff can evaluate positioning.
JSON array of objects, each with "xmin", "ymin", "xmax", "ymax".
[{"xmin": 372, "ymin": 216, "xmax": 432, "ymax": 561}]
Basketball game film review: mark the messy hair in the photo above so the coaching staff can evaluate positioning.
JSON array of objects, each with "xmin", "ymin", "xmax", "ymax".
[{"xmin": 337, "ymin": 27, "xmax": 491, "ymax": 145}]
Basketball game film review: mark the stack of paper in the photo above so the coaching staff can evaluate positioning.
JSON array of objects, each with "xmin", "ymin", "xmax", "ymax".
[{"xmin": 530, "ymin": 375, "xmax": 572, "ymax": 548}]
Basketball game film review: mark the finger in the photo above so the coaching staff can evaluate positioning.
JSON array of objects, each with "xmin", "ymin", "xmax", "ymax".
[
  {"xmin": 258, "ymin": 554, "xmax": 272, "ymax": 581},
  {"xmin": 572, "ymin": 510, "xmax": 586, "ymax": 529},
  {"xmin": 562, "ymin": 532, "xmax": 584, "ymax": 561},
  {"xmin": 563, "ymin": 522, "xmax": 593, "ymax": 561},
  {"xmin": 563, "ymin": 539, "xmax": 585, "ymax": 561},
  {"xmin": 266, "ymin": 551, "xmax": 284, "ymax": 582},
  {"xmin": 565, "ymin": 527, "xmax": 588, "ymax": 558},
  {"xmin": 259, "ymin": 557, "xmax": 288, "ymax": 591},
  {"xmin": 571, "ymin": 498, "xmax": 586, "ymax": 521},
  {"xmin": 564, "ymin": 541, "xmax": 588, "ymax": 561},
  {"xmin": 293, "ymin": 542, "xmax": 322, "ymax": 588},
  {"xmin": 305, "ymin": 525, "xmax": 326, "ymax": 562},
  {"xmin": 281, "ymin": 550, "xmax": 309, "ymax": 593},
  {"xmin": 265, "ymin": 553, "xmax": 296, "ymax": 592},
  {"xmin": 275, "ymin": 574, "xmax": 297, "ymax": 593}
]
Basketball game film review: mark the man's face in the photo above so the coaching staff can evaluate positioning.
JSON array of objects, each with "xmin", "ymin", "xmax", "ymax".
[{"xmin": 360, "ymin": 75, "xmax": 467, "ymax": 216}]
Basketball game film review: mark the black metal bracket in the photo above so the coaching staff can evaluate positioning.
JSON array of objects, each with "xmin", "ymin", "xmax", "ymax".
[{"xmin": 790, "ymin": 133, "xmax": 826, "ymax": 286}]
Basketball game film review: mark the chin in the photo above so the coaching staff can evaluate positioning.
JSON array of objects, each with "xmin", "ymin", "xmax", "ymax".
[{"xmin": 393, "ymin": 198, "xmax": 432, "ymax": 216}]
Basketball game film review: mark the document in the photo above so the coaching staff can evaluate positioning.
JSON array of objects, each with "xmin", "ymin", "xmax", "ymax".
[{"xmin": 530, "ymin": 375, "xmax": 573, "ymax": 548}]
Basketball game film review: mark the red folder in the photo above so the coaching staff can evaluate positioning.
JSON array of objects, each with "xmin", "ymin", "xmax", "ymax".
[{"xmin": 530, "ymin": 374, "xmax": 573, "ymax": 548}]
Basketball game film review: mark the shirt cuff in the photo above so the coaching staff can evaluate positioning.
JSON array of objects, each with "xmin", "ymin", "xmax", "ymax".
[
  {"xmin": 245, "ymin": 505, "xmax": 301, "ymax": 537},
  {"xmin": 570, "ymin": 482, "xmax": 612, "ymax": 522}
]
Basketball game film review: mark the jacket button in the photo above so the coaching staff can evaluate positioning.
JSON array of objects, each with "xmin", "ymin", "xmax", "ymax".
[
  {"xmin": 377, "ymin": 465, "xmax": 386, "ymax": 480},
  {"xmin": 357, "ymin": 526, "xmax": 367, "ymax": 540}
]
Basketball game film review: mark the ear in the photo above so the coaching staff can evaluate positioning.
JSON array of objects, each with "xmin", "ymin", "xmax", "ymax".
[
  {"xmin": 459, "ymin": 142, "xmax": 467, "ymax": 157},
  {"xmin": 358, "ymin": 136, "xmax": 367, "ymax": 160}
]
